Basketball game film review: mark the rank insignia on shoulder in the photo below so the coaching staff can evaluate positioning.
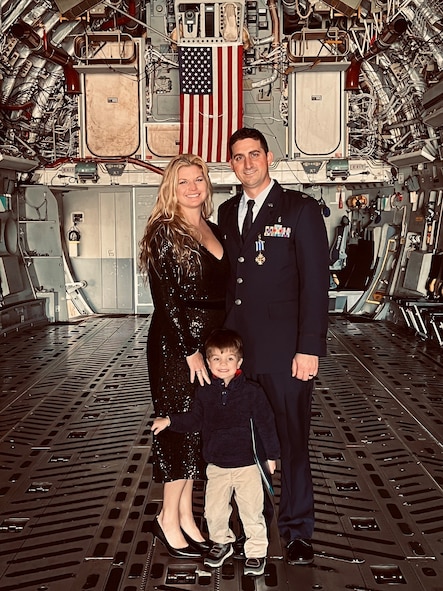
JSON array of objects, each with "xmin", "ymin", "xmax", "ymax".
[{"xmin": 264, "ymin": 224, "xmax": 291, "ymax": 237}]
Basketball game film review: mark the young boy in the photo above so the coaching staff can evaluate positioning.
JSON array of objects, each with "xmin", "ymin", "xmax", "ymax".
[{"xmin": 152, "ymin": 328, "xmax": 280, "ymax": 576}]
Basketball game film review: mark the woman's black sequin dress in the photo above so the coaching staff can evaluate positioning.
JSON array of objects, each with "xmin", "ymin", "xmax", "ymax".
[{"xmin": 147, "ymin": 222, "xmax": 229, "ymax": 482}]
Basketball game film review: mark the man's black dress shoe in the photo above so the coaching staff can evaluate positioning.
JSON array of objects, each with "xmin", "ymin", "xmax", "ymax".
[
  {"xmin": 181, "ymin": 529, "xmax": 212, "ymax": 554},
  {"xmin": 286, "ymin": 539, "xmax": 314, "ymax": 565},
  {"xmin": 151, "ymin": 517, "xmax": 202, "ymax": 559}
]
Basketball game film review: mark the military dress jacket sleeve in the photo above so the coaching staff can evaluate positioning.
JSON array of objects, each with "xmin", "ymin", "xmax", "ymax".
[{"xmin": 218, "ymin": 181, "xmax": 330, "ymax": 375}]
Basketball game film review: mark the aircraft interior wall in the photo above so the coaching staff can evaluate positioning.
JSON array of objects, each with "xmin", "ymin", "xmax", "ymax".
[
  {"xmin": 1, "ymin": 171, "xmax": 443, "ymax": 344},
  {"xmin": 0, "ymin": 0, "xmax": 443, "ymax": 346}
]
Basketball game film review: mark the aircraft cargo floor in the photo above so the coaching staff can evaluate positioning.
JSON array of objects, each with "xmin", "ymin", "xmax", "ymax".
[{"xmin": 0, "ymin": 314, "xmax": 442, "ymax": 591}]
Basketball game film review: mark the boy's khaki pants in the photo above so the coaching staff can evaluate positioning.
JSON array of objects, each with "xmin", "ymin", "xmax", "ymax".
[{"xmin": 205, "ymin": 463, "xmax": 268, "ymax": 558}]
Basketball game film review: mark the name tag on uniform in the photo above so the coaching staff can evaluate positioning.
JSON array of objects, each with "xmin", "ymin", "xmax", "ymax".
[{"xmin": 264, "ymin": 224, "xmax": 291, "ymax": 238}]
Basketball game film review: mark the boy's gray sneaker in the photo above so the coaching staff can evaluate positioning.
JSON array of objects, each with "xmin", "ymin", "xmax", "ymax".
[
  {"xmin": 204, "ymin": 543, "xmax": 233, "ymax": 568},
  {"xmin": 244, "ymin": 557, "xmax": 266, "ymax": 576}
]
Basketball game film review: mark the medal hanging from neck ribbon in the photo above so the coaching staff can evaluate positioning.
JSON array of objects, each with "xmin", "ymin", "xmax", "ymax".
[{"xmin": 255, "ymin": 235, "xmax": 266, "ymax": 265}]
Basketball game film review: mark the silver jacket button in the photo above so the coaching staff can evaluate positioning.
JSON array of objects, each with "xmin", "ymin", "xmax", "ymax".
[{"xmin": 235, "ymin": 299, "xmax": 242, "ymax": 305}]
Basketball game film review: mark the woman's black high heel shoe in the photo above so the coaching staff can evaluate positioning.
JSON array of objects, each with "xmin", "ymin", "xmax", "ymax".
[
  {"xmin": 151, "ymin": 517, "xmax": 202, "ymax": 559},
  {"xmin": 181, "ymin": 529, "xmax": 213, "ymax": 554}
]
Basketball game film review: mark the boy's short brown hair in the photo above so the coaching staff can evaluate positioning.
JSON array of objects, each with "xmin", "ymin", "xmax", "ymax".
[{"xmin": 205, "ymin": 328, "xmax": 243, "ymax": 358}]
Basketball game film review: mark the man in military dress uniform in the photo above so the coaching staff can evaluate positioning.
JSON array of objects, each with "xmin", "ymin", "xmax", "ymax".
[{"xmin": 218, "ymin": 127, "xmax": 330, "ymax": 565}]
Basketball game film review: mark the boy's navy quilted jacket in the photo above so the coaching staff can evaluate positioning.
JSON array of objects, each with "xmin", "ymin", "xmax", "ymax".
[{"xmin": 169, "ymin": 371, "xmax": 280, "ymax": 468}]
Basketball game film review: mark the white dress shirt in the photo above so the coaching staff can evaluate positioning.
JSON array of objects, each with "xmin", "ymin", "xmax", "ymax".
[{"xmin": 237, "ymin": 180, "xmax": 274, "ymax": 233}]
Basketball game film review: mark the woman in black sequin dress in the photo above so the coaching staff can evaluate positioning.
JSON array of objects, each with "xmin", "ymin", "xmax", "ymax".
[{"xmin": 139, "ymin": 154, "xmax": 229, "ymax": 557}]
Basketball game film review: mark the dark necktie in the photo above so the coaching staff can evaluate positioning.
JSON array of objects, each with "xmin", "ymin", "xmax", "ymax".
[{"xmin": 241, "ymin": 199, "xmax": 255, "ymax": 240}]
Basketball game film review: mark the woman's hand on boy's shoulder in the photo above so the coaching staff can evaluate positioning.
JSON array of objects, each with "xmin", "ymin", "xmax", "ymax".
[{"xmin": 186, "ymin": 350, "xmax": 210, "ymax": 386}]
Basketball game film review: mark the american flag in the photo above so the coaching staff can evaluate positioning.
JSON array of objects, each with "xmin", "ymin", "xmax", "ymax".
[{"xmin": 178, "ymin": 44, "xmax": 243, "ymax": 163}]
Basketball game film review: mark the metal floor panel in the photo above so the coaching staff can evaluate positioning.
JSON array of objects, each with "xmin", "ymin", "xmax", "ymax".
[{"xmin": 0, "ymin": 315, "xmax": 442, "ymax": 591}]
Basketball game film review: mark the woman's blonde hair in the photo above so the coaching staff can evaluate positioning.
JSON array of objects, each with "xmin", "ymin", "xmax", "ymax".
[{"xmin": 139, "ymin": 154, "xmax": 214, "ymax": 277}]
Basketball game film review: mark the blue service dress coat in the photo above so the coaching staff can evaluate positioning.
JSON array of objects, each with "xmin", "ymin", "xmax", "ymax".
[
  {"xmin": 218, "ymin": 180, "xmax": 330, "ymax": 542},
  {"xmin": 218, "ymin": 181, "xmax": 330, "ymax": 376}
]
